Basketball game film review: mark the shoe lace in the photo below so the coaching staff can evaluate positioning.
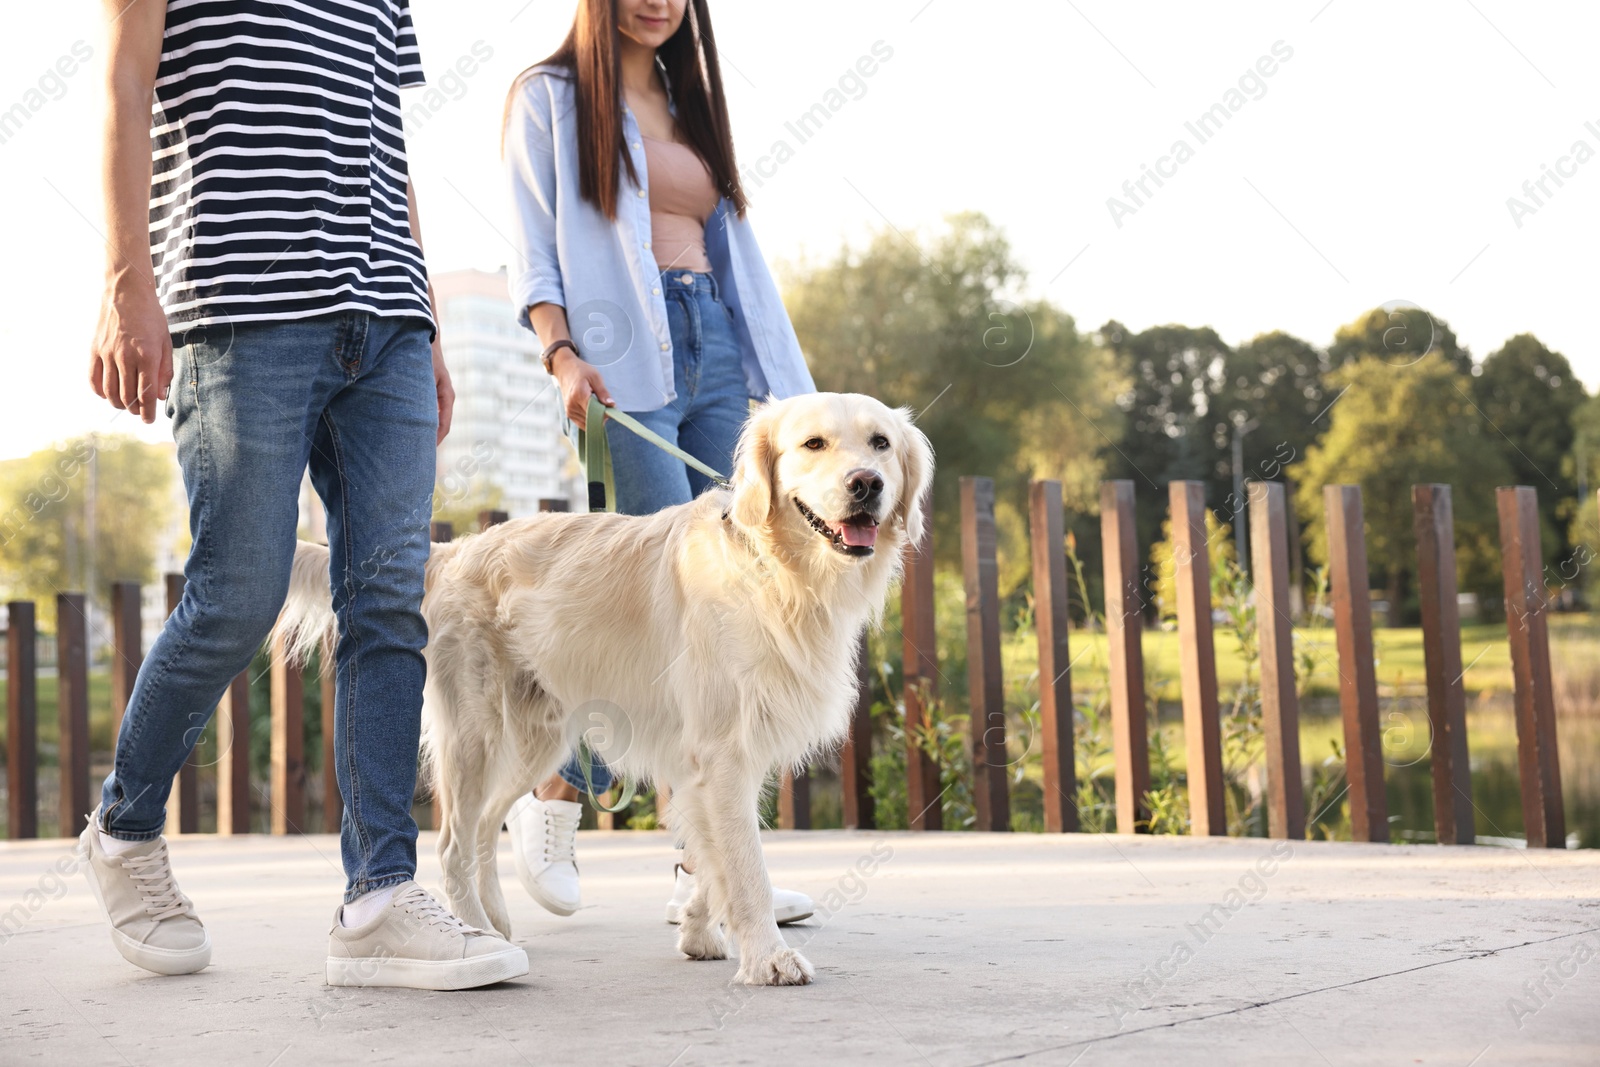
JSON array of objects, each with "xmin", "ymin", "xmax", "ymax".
[
  {"xmin": 121, "ymin": 843, "xmax": 196, "ymax": 923},
  {"xmin": 543, "ymin": 806, "xmax": 579, "ymax": 865},
  {"xmin": 393, "ymin": 883, "xmax": 484, "ymax": 935}
]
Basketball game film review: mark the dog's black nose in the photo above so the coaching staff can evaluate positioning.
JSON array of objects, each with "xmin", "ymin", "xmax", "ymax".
[{"xmin": 846, "ymin": 468, "xmax": 884, "ymax": 504}]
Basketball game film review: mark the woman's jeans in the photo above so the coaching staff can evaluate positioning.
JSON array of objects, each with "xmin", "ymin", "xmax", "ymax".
[
  {"xmin": 97, "ymin": 313, "xmax": 438, "ymax": 903},
  {"xmin": 558, "ymin": 269, "xmax": 749, "ymax": 794}
]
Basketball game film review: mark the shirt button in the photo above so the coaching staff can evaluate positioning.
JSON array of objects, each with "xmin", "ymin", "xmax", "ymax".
[
  {"xmin": 644, "ymin": 241, "xmax": 651, "ymax": 250},
  {"xmin": 633, "ymin": 142, "xmax": 641, "ymax": 150},
  {"xmin": 636, "ymin": 188, "xmax": 646, "ymax": 198},
  {"xmin": 659, "ymin": 342, "xmax": 669, "ymax": 351},
  {"xmin": 651, "ymin": 286, "xmax": 660, "ymax": 295}
]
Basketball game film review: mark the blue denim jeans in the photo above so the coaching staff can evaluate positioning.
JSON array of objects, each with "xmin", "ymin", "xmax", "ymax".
[
  {"xmin": 557, "ymin": 269, "xmax": 749, "ymax": 795},
  {"xmin": 98, "ymin": 312, "xmax": 438, "ymax": 903}
]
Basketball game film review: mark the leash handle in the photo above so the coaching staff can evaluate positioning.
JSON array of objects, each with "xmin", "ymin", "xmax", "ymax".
[
  {"xmin": 575, "ymin": 395, "xmax": 730, "ymax": 516},
  {"xmin": 578, "ymin": 395, "xmax": 612, "ymax": 513}
]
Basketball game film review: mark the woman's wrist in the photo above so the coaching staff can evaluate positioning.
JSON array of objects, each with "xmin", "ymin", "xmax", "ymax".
[{"xmin": 542, "ymin": 338, "xmax": 581, "ymax": 374}]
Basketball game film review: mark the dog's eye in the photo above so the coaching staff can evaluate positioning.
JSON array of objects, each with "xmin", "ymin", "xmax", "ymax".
[
  {"xmin": 803, "ymin": 436, "xmax": 827, "ymax": 451},
  {"xmin": 869, "ymin": 433, "xmax": 890, "ymax": 451}
]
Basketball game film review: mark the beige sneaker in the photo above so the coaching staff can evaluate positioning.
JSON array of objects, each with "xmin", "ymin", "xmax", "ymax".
[
  {"xmin": 326, "ymin": 881, "xmax": 528, "ymax": 990},
  {"xmin": 77, "ymin": 809, "xmax": 211, "ymax": 975}
]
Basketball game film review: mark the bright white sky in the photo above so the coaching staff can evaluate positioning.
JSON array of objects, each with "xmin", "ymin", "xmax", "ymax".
[{"xmin": 5, "ymin": 0, "xmax": 1598, "ymax": 459}]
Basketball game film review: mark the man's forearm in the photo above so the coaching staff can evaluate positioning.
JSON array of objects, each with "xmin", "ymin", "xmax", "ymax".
[{"xmin": 101, "ymin": 0, "xmax": 166, "ymax": 290}]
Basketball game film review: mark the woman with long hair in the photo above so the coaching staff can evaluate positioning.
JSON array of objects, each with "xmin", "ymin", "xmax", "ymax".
[{"xmin": 502, "ymin": 0, "xmax": 815, "ymax": 926}]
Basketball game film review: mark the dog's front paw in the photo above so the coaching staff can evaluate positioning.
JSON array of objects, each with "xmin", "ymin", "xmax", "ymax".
[
  {"xmin": 485, "ymin": 909, "xmax": 514, "ymax": 942},
  {"xmin": 735, "ymin": 946, "xmax": 814, "ymax": 986},
  {"xmin": 677, "ymin": 921, "xmax": 728, "ymax": 961}
]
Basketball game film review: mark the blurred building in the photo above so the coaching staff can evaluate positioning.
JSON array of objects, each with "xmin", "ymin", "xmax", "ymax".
[{"xmin": 433, "ymin": 268, "xmax": 582, "ymax": 517}]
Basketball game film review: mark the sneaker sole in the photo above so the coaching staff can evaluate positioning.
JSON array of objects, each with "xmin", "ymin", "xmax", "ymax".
[
  {"xmin": 326, "ymin": 946, "xmax": 529, "ymax": 990},
  {"xmin": 78, "ymin": 840, "xmax": 212, "ymax": 976},
  {"xmin": 665, "ymin": 904, "xmax": 814, "ymax": 926}
]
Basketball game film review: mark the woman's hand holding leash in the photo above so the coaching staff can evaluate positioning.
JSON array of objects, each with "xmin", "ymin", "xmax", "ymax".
[
  {"xmin": 530, "ymin": 301, "xmax": 616, "ymax": 429},
  {"xmin": 552, "ymin": 346, "xmax": 615, "ymax": 429}
]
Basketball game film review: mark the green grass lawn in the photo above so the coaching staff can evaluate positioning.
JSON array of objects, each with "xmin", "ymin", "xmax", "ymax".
[{"xmin": 4, "ymin": 671, "xmax": 117, "ymax": 757}]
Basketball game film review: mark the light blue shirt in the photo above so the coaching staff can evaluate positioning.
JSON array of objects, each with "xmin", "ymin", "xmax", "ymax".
[{"xmin": 504, "ymin": 66, "xmax": 815, "ymax": 412}]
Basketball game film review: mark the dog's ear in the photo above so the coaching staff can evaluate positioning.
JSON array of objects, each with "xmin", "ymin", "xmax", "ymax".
[
  {"xmin": 894, "ymin": 409, "xmax": 935, "ymax": 545},
  {"xmin": 731, "ymin": 403, "xmax": 778, "ymax": 530}
]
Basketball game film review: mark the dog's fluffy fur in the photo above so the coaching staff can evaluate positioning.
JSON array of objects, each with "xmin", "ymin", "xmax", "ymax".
[{"xmin": 274, "ymin": 392, "xmax": 933, "ymax": 985}]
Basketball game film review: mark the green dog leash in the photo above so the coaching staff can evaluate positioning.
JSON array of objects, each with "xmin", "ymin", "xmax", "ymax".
[{"xmin": 567, "ymin": 395, "xmax": 729, "ymax": 813}]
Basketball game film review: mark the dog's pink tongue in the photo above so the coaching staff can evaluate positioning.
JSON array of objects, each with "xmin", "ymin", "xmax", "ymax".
[{"xmin": 839, "ymin": 521, "xmax": 878, "ymax": 548}]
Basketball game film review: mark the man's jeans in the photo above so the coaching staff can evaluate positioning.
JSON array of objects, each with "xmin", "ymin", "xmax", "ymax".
[
  {"xmin": 98, "ymin": 312, "xmax": 437, "ymax": 902},
  {"xmin": 555, "ymin": 270, "xmax": 750, "ymax": 797}
]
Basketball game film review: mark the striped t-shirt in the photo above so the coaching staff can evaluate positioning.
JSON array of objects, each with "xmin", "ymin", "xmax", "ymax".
[{"xmin": 150, "ymin": 0, "xmax": 433, "ymax": 330}]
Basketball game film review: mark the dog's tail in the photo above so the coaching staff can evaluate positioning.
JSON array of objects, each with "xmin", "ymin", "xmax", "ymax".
[{"xmin": 271, "ymin": 538, "xmax": 463, "ymax": 668}]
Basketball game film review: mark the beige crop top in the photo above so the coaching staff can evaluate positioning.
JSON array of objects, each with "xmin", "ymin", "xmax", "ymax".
[{"xmin": 643, "ymin": 135, "xmax": 718, "ymax": 274}]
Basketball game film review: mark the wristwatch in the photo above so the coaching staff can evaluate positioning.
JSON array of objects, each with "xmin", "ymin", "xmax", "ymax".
[{"xmin": 541, "ymin": 338, "xmax": 579, "ymax": 374}]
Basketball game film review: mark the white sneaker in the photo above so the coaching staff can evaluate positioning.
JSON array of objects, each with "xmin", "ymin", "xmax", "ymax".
[
  {"xmin": 664, "ymin": 864, "xmax": 814, "ymax": 926},
  {"xmin": 326, "ymin": 881, "xmax": 528, "ymax": 990},
  {"xmin": 77, "ymin": 807, "xmax": 211, "ymax": 975},
  {"xmin": 507, "ymin": 793, "xmax": 582, "ymax": 916}
]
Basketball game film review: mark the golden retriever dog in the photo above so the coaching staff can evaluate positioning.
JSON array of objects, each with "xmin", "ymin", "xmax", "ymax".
[{"xmin": 274, "ymin": 392, "xmax": 933, "ymax": 985}]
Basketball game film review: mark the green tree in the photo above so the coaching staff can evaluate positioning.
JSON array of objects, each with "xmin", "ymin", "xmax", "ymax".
[
  {"xmin": 1214, "ymin": 330, "xmax": 1328, "ymax": 489},
  {"xmin": 1098, "ymin": 321, "xmax": 1231, "ymax": 559},
  {"xmin": 0, "ymin": 434, "xmax": 174, "ymax": 629},
  {"xmin": 1327, "ymin": 305, "xmax": 1472, "ymax": 375},
  {"xmin": 1209, "ymin": 330, "xmax": 1329, "ymax": 572},
  {"xmin": 1471, "ymin": 333, "xmax": 1584, "ymax": 559},
  {"xmin": 1294, "ymin": 356, "xmax": 1512, "ymax": 624},
  {"xmin": 785, "ymin": 212, "xmax": 1123, "ymax": 592},
  {"xmin": 1571, "ymin": 394, "xmax": 1600, "ymax": 600}
]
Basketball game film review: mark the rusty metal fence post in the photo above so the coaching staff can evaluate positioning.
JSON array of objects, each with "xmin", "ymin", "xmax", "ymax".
[
  {"xmin": 110, "ymin": 580, "xmax": 143, "ymax": 741},
  {"xmin": 1171, "ymin": 482, "xmax": 1225, "ymax": 836},
  {"xmin": 1100, "ymin": 481, "xmax": 1150, "ymax": 833},
  {"xmin": 7, "ymin": 601, "xmax": 38, "ymax": 839},
  {"xmin": 1498, "ymin": 486, "xmax": 1565, "ymax": 848},
  {"xmin": 1324, "ymin": 485, "xmax": 1388, "ymax": 843},
  {"xmin": 216, "ymin": 671, "xmax": 252, "ymax": 835},
  {"xmin": 321, "ymin": 667, "xmax": 341, "ymax": 834},
  {"xmin": 1412, "ymin": 485, "xmax": 1474, "ymax": 845},
  {"xmin": 1029, "ymin": 480, "xmax": 1077, "ymax": 832},
  {"xmin": 270, "ymin": 630, "xmax": 306, "ymax": 834},
  {"xmin": 902, "ymin": 491, "xmax": 942, "ymax": 830},
  {"xmin": 56, "ymin": 593, "xmax": 91, "ymax": 836},
  {"xmin": 164, "ymin": 574, "xmax": 200, "ymax": 834},
  {"xmin": 841, "ymin": 631, "xmax": 875, "ymax": 829},
  {"xmin": 961, "ymin": 477, "xmax": 1010, "ymax": 832},
  {"xmin": 777, "ymin": 768, "xmax": 812, "ymax": 830},
  {"xmin": 1248, "ymin": 483, "xmax": 1305, "ymax": 840}
]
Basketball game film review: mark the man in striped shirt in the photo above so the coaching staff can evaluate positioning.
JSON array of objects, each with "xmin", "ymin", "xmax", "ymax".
[{"xmin": 82, "ymin": 0, "xmax": 527, "ymax": 990}]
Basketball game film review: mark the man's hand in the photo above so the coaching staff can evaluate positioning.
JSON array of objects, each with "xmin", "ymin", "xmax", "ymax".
[
  {"xmin": 552, "ymin": 348, "xmax": 614, "ymax": 428},
  {"xmin": 90, "ymin": 274, "xmax": 172, "ymax": 423},
  {"xmin": 432, "ymin": 336, "xmax": 454, "ymax": 444}
]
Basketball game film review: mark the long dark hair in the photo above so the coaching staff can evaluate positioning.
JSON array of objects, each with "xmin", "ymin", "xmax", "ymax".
[{"xmin": 504, "ymin": 0, "xmax": 746, "ymax": 220}]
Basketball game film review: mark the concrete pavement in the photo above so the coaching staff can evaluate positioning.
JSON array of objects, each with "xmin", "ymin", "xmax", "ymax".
[{"xmin": 2, "ymin": 829, "xmax": 1597, "ymax": 1065}]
